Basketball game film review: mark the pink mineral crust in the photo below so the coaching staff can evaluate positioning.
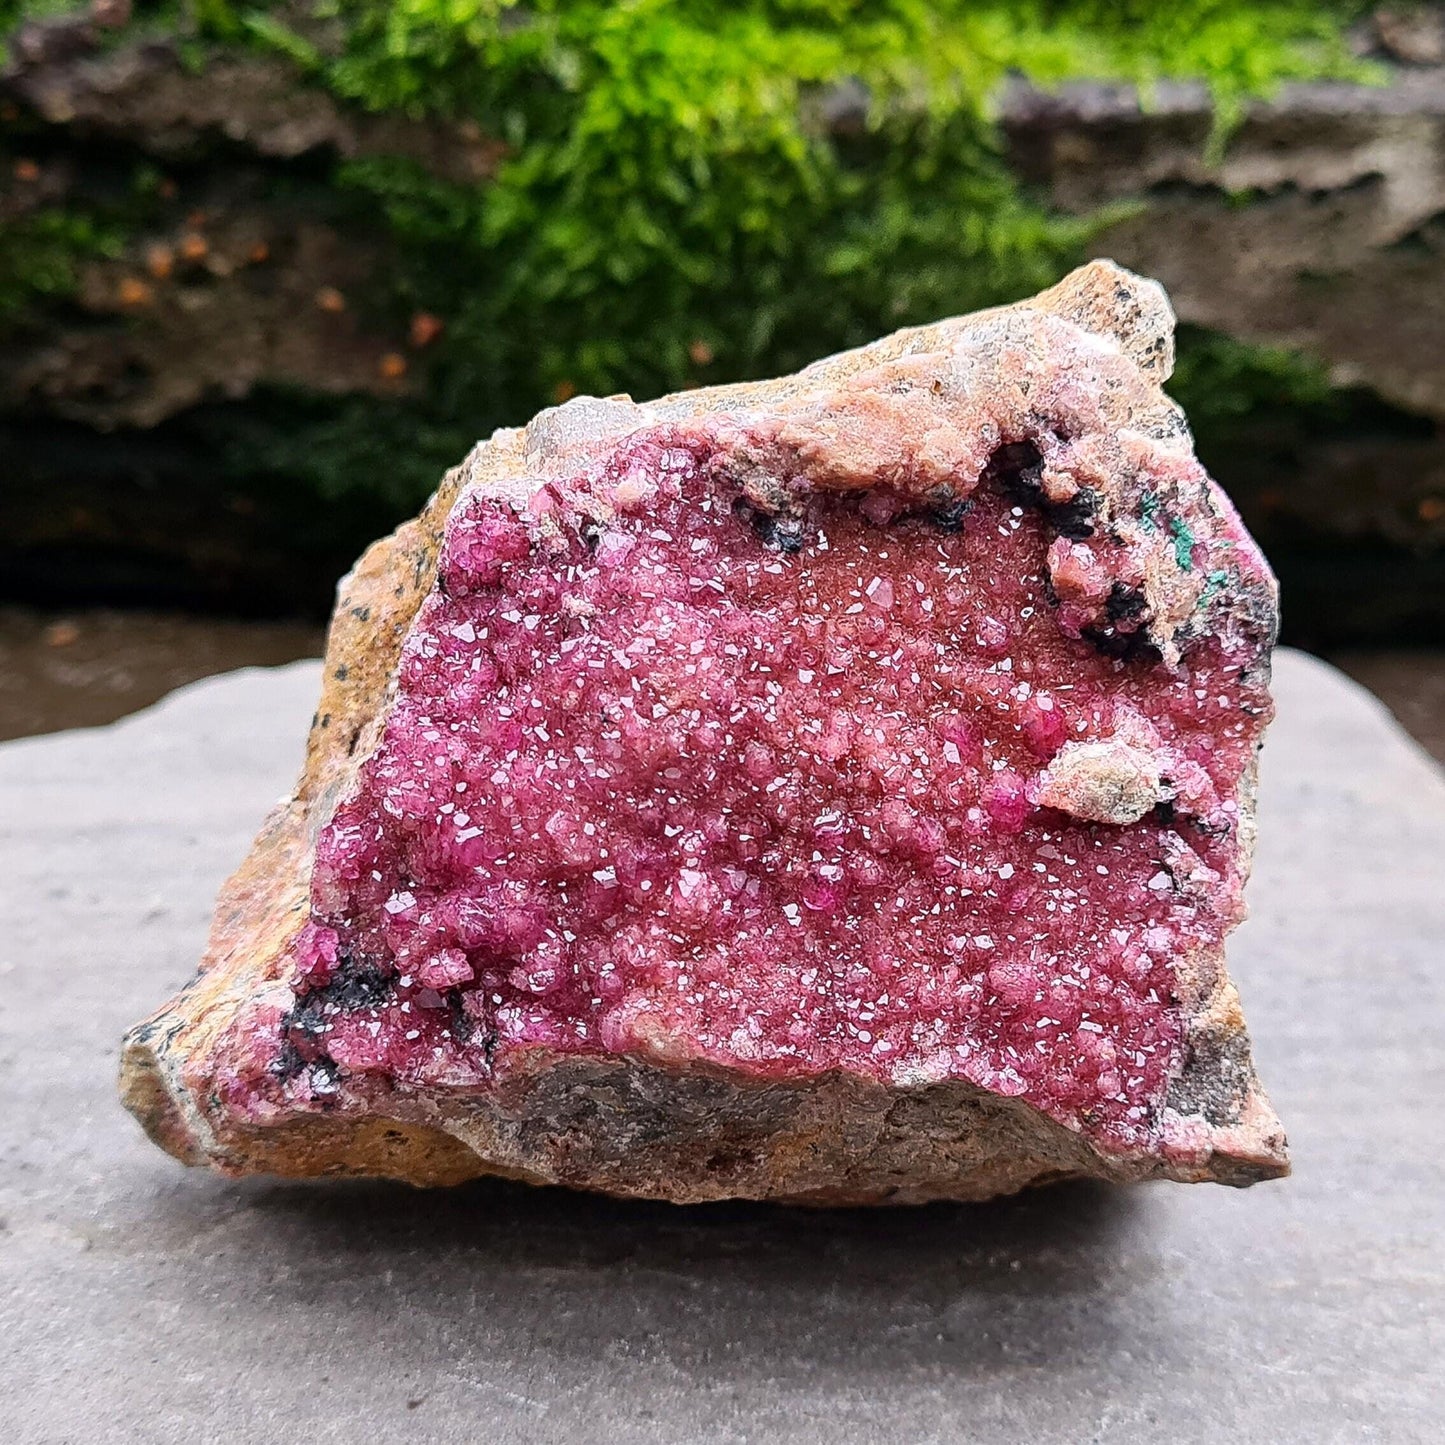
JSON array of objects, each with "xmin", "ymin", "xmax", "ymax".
[
  {"xmin": 120, "ymin": 262, "xmax": 1289, "ymax": 1202},
  {"xmin": 234, "ymin": 431, "xmax": 1261, "ymax": 1153}
]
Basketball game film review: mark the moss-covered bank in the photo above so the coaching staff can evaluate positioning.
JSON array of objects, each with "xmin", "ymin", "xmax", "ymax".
[{"xmin": 5, "ymin": 1, "xmax": 1441, "ymax": 641}]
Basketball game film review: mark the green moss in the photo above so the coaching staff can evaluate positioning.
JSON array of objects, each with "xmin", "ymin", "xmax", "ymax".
[
  {"xmin": 208, "ymin": 389, "xmax": 475, "ymax": 510},
  {"xmin": 292, "ymin": 0, "xmax": 1374, "ymax": 409},
  {"xmin": 1169, "ymin": 324, "xmax": 1436, "ymax": 459},
  {"xmin": 0, "ymin": 209, "xmax": 124, "ymax": 322},
  {"xmin": 0, "ymin": 138, "xmax": 186, "ymax": 323},
  {"xmin": 0, "ymin": 0, "xmax": 83, "ymax": 39},
  {"xmin": 2, "ymin": 0, "xmax": 1380, "ymax": 516},
  {"xmin": 1169, "ymin": 327, "xmax": 1338, "ymax": 427}
]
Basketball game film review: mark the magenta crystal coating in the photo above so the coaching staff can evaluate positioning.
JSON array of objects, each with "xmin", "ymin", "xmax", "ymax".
[{"xmin": 217, "ymin": 417, "xmax": 1273, "ymax": 1160}]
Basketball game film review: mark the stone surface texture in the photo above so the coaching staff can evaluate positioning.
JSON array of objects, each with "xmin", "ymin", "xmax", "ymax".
[
  {"xmin": 119, "ymin": 262, "xmax": 1286, "ymax": 1202},
  {"xmin": 1000, "ymin": 33, "xmax": 1445, "ymax": 625},
  {"xmin": 2, "ymin": 652, "xmax": 1441, "ymax": 1441},
  {"xmin": 1003, "ymin": 59, "xmax": 1445, "ymax": 427}
]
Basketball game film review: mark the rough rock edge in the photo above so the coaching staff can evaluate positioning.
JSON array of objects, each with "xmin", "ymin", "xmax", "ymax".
[
  {"xmin": 119, "ymin": 260, "xmax": 1288, "ymax": 1201},
  {"xmin": 2, "ymin": 19, "xmax": 503, "ymax": 181}
]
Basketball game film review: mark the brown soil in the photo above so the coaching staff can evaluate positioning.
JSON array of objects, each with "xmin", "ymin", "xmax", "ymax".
[{"xmin": 0, "ymin": 605, "xmax": 322, "ymax": 743}]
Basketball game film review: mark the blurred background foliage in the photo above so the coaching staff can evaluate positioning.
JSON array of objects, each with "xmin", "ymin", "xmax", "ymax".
[
  {"xmin": 6, "ymin": 0, "xmax": 1442, "ymax": 647},
  {"xmin": 17, "ymin": 3, "xmax": 1372, "ymax": 442}
]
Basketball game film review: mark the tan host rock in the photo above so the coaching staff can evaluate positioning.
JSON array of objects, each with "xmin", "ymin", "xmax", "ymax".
[{"xmin": 122, "ymin": 261, "xmax": 1287, "ymax": 1203}]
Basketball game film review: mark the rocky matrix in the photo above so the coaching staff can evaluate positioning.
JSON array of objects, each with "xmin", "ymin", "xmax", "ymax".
[{"xmin": 121, "ymin": 262, "xmax": 1288, "ymax": 1202}]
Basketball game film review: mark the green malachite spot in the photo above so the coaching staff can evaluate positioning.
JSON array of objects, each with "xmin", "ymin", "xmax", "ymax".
[
  {"xmin": 1201, "ymin": 567, "xmax": 1231, "ymax": 603},
  {"xmin": 1139, "ymin": 493, "xmax": 1161, "ymax": 533},
  {"xmin": 1170, "ymin": 516, "xmax": 1195, "ymax": 570}
]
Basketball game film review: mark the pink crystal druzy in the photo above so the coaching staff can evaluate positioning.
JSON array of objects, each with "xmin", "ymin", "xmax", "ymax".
[{"xmin": 227, "ymin": 413, "xmax": 1272, "ymax": 1160}]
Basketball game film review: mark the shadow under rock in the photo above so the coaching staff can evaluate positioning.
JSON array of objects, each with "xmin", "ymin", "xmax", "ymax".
[{"xmin": 217, "ymin": 1174, "xmax": 1154, "ymax": 1379}]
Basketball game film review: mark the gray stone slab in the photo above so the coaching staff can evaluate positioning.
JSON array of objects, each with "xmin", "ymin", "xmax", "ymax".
[{"xmin": 1, "ymin": 650, "xmax": 1441, "ymax": 1444}]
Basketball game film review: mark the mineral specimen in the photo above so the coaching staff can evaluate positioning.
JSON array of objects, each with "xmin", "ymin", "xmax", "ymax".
[{"xmin": 121, "ymin": 261, "xmax": 1288, "ymax": 1202}]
